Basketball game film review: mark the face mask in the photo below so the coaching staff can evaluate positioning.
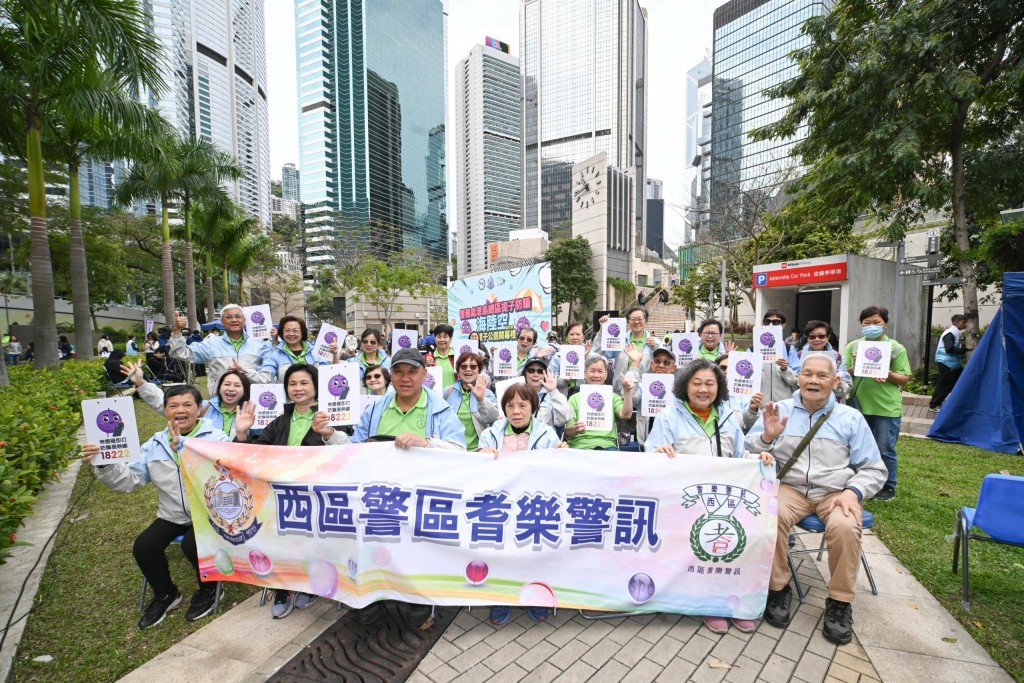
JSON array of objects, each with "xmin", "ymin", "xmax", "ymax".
[{"xmin": 861, "ymin": 325, "xmax": 884, "ymax": 339}]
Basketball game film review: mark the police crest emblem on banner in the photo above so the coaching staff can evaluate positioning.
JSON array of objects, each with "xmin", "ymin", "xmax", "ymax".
[
  {"xmin": 683, "ymin": 484, "xmax": 760, "ymax": 563},
  {"xmin": 204, "ymin": 460, "xmax": 262, "ymax": 544}
]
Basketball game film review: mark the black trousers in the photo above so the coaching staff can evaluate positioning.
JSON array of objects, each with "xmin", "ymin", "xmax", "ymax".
[
  {"xmin": 133, "ymin": 518, "xmax": 200, "ymax": 597},
  {"xmin": 930, "ymin": 363, "xmax": 963, "ymax": 408}
]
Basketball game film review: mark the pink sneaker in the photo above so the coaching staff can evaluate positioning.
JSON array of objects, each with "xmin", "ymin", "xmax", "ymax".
[
  {"xmin": 702, "ymin": 615, "xmax": 729, "ymax": 634},
  {"xmin": 731, "ymin": 618, "xmax": 757, "ymax": 633}
]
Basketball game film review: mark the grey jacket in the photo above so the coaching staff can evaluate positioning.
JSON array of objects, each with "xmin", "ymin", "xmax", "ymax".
[
  {"xmin": 169, "ymin": 331, "xmax": 272, "ymax": 396},
  {"xmin": 94, "ymin": 419, "xmax": 232, "ymax": 525}
]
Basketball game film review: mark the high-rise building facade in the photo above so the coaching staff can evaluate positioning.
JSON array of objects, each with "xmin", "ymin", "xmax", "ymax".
[
  {"xmin": 454, "ymin": 41, "xmax": 521, "ymax": 278},
  {"xmin": 282, "ymin": 163, "xmax": 300, "ymax": 201},
  {"xmin": 520, "ymin": 0, "xmax": 648, "ymax": 242},
  {"xmin": 645, "ymin": 177, "xmax": 664, "ymax": 257},
  {"xmin": 139, "ymin": 0, "xmax": 271, "ymax": 225},
  {"xmin": 296, "ymin": 0, "xmax": 447, "ymax": 267},
  {"xmin": 685, "ymin": 58, "xmax": 712, "ymax": 243},
  {"xmin": 709, "ymin": 0, "xmax": 828, "ymax": 239}
]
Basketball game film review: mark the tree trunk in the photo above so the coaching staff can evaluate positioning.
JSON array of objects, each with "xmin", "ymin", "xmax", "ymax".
[
  {"xmin": 160, "ymin": 199, "xmax": 175, "ymax": 325},
  {"xmin": 205, "ymin": 253, "xmax": 217, "ymax": 320},
  {"xmin": 183, "ymin": 206, "xmax": 198, "ymax": 330},
  {"xmin": 68, "ymin": 163, "xmax": 94, "ymax": 360},
  {"xmin": 0, "ymin": 342, "xmax": 7, "ymax": 386},
  {"xmin": 237, "ymin": 272, "xmax": 244, "ymax": 304},
  {"xmin": 26, "ymin": 120, "xmax": 59, "ymax": 368},
  {"xmin": 949, "ymin": 105, "xmax": 980, "ymax": 354},
  {"xmin": 222, "ymin": 267, "xmax": 229, "ymax": 304}
]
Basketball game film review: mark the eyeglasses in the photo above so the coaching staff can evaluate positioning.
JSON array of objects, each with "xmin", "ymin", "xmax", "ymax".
[
  {"xmin": 365, "ymin": 374, "xmax": 384, "ymax": 382},
  {"xmin": 702, "ymin": 331, "xmax": 720, "ymax": 337},
  {"xmin": 651, "ymin": 358, "xmax": 674, "ymax": 366},
  {"xmin": 458, "ymin": 364, "xmax": 479, "ymax": 371},
  {"xmin": 525, "ymin": 367, "xmax": 546, "ymax": 374},
  {"xmin": 222, "ymin": 314, "xmax": 244, "ymax": 320},
  {"xmin": 763, "ymin": 319, "xmax": 783, "ymax": 325},
  {"xmin": 627, "ymin": 316, "xmax": 645, "ymax": 323},
  {"xmin": 807, "ymin": 333, "xmax": 828, "ymax": 340},
  {"xmin": 518, "ymin": 336, "xmax": 533, "ymax": 342},
  {"xmin": 361, "ymin": 339, "xmax": 378, "ymax": 346}
]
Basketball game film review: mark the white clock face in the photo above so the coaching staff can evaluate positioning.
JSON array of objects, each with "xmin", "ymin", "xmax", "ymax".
[{"xmin": 573, "ymin": 164, "xmax": 602, "ymax": 209}]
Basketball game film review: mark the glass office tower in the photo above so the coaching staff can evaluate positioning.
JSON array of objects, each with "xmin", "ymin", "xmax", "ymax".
[
  {"xmin": 297, "ymin": 0, "xmax": 447, "ymax": 266},
  {"xmin": 520, "ymin": 0, "xmax": 647, "ymax": 241}
]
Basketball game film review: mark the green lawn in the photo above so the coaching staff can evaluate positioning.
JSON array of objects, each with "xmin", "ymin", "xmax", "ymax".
[{"xmin": 864, "ymin": 437, "xmax": 1024, "ymax": 682}]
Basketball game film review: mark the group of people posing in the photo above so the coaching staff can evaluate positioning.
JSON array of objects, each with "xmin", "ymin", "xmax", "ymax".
[{"xmin": 82, "ymin": 302, "xmax": 909, "ymax": 647}]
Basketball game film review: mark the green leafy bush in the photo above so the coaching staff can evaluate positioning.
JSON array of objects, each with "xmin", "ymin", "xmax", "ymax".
[{"xmin": 0, "ymin": 359, "xmax": 105, "ymax": 562}]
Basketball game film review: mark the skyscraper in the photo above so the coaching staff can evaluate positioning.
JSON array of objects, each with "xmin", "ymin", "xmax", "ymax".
[
  {"xmin": 282, "ymin": 163, "xmax": 300, "ymax": 202},
  {"xmin": 685, "ymin": 58, "xmax": 712, "ymax": 242},
  {"xmin": 296, "ymin": 0, "xmax": 448, "ymax": 267},
  {"xmin": 520, "ymin": 0, "xmax": 648, "ymax": 241},
  {"xmin": 709, "ymin": 0, "xmax": 828, "ymax": 239},
  {"xmin": 645, "ymin": 178, "xmax": 664, "ymax": 257},
  {"xmin": 140, "ymin": 0, "xmax": 271, "ymax": 225},
  {"xmin": 454, "ymin": 41, "xmax": 521, "ymax": 278}
]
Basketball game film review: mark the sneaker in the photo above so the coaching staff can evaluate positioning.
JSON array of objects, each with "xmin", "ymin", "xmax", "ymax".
[
  {"xmin": 185, "ymin": 585, "xmax": 218, "ymax": 622},
  {"xmin": 764, "ymin": 585, "xmax": 793, "ymax": 628},
  {"xmin": 873, "ymin": 486, "xmax": 895, "ymax": 501},
  {"xmin": 294, "ymin": 592, "xmax": 318, "ymax": 610},
  {"xmin": 702, "ymin": 615, "xmax": 729, "ymax": 634},
  {"xmin": 489, "ymin": 606, "xmax": 512, "ymax": 626},
  {"xmin": 271, "ymin": 590, "xmax": 295, "ymax": 619},
  {"xmin": 731, "ymin": 618, "xmax": 757, "ymax": 633},
  {"xmin": 527, "ymin": 607, "xmax": 548, "ymax": 622},
  {"xmin": 352, "ymin": 602, "xmax": 385, "ymax": 625},
  {"xmin": 823, "ymin": 598, "xmax": 854, "ymax": 644},
  {"xmin": 139, "ymin": 590, "xmax": 182, "ymax": 629}
]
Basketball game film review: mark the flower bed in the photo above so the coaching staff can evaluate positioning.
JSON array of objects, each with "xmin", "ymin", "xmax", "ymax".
[{"xmin": 0, "ymin": 360, "xmax": 105, "ymax": 561}]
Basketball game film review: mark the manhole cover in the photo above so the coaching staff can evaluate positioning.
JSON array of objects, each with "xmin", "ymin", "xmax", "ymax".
[{"xmin": 268, "ymin": 601, "xmax": 460, "ymax": 682}]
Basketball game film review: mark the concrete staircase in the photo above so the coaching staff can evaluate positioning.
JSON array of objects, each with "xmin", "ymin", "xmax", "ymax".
[{"xmin": 901, "ymin": 392, "xmax": 935, "ymax": 436}]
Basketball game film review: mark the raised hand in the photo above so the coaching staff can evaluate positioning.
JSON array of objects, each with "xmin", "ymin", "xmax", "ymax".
[
  {"xmin": 748, "ymin": 392, "xmax": 764, "ymax": 411},
  {"xmin": 619, "ymin": 372, "xmax": 636, "ymax": 393},
  {"xmin": 724, "ymin": 339, "xmax": 738, "ymax": 353},
  {"xmin": 624, "ymin": 344, "xmax": 643, "ymax": 367},
  {"xmin": 173, "ymin": 312, "xmax": 187, "ymax": 334},
  {"xmin": 543, "ymin": 370, "xmax": 557, "ymax": 392},
  {"xmin": 645, "ymin": 336, "xmax": 659, "ymax": 348},
  {"xmin": 121, "ymin": 360, "xmax": 145, "ymax": 387},
  {"xmin": 472, "ymin": 374, "xmax": 488, "ymax": 400},
  {"xmin": 760, "ymin": 402, "xmax": 788, "ymax": 442},
  {"xmin": 167, "ymin": 419, "xmax": 183, "ymax": 452},
  {"xmin": 229, "ymin": 358, "xmax": 245, "ymax": 373},
  {"xmin": 598, "ymin": 314, "xmax": 610, "ymax": 325},
  {"xmin": 234, "ymin": 401, "xmax": 256, "ymax": 436}
]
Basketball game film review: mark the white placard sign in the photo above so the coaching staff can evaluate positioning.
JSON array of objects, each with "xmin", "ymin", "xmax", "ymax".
[
  {"xmin": 753, "ymin": 326, "xmax": 787, "ymax": 362},
  {"xmin": 82, "ymin": 397, "xmax": 141, "ymax": 463},
  {"xmin": 495, "ymin": 376, "xmax": 525, "ymax": 404},
  {"xmin": 727, "ymin": 351, "xmax": 762, "ymax": 397},
  {"xmin": 391, "ymin": 329, "xmax": 419, "ymax": 356},
  {"xmin": 578, "ymin": 384, "xmax": 614, "ymax": 431},
  {"xmin": 423, "ymin": 366, "xmax": 444, "ymax": 392},
  {"xmin": 853, "ymin": 341, "xmax": 892, "ymax": 379},
  {"xmin": 311, "ymin": 323, "xmax": 347, "ymax": 363},
  {"xmin": 601, "ymin": 318, "xmax": 628, "ymax": 352},
  {"xmin": 671, "ymin": 333, "xmax": 701, "ymax": 365},
  {"xmin": 243, "ymin": 304, "xmax": 273, "ymax": 340},
  {"xmin": 318, "ymin": 364, "xmax": 361, "ymax": 426},
  {"xmin": 454, "ymin": 339, "xmax": 480, "ymax": 357},
  {"xmin": 491, "ymin": 341, "xmax": 518, "ymax": 378},
  {"xmin": 250, "ymin": 384, "xmax": 286, "ymax": 429},
  {"xmin": 558, "ymin": 345, "xmax": 585, "ymax": 380},
  {"xmin": 640, "ymin": 374, "xmax": 671, "ymax": 418}
]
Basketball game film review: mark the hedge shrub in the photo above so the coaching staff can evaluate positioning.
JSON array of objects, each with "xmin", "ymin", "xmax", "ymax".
[{"xmin": 0, "ymin": 359, "xmax": 105, "ymax": 562}]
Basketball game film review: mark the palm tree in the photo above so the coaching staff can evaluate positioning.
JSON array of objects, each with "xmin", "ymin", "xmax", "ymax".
[
  {"xmin": 191, "ymin": 199, "xmax": 258, "ymax": 315},
  {"xmin": 0, "ymin": 0, "xmax": 163, "ymax": 368},
  {"xmin": 226, "ymin": 232, "xmax": 272, "ymax": 304}
]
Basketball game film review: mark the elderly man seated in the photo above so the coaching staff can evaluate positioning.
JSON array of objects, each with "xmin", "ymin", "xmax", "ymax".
[{"xmin": 745, "ymin": 352, "xmax": 886, "ymax": 644}]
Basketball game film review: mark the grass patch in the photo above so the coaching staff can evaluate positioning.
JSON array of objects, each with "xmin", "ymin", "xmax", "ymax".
[
  {"xmin": 9, "ymin": 386, "xmax": 259, "ymax": 683},
  {"xmin": 864, "ymin": 437, "xmax": 1024, "ymax": 681}
]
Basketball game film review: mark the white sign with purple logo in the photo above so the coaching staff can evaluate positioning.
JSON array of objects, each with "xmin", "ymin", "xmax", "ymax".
[
  {"xmin": 391, "ymin": 329, "xmax": 419, "ymax": 356},
  {"xmin": 491, "ymin": 341, "xmax": 518, "ymax": 378},
  {"xmin": 640, "ymin": 374, "xmax": 671, "ymax": 417},
  {"xmin": 424, "ymin": 366, "xmax": 444, "ymax": 392},
  {"xmin": 454, "ymin": 339, "xmax": 480, "ymax": 357},
  {"xmin": 494, "ymin": 376, "xmax": 525, "ymax": 404},
  {"xmin": 250, "ymin": 384, "xmax": 286, "ymax": 429},
  {"xmin": 578, "ymin": 384, "xmax": 613, "ymax": 431},
  {"xmin": 853, "ymin": 341, "xmax": 892, "ymax": 379},
  {"xmin": 671, "ymin": 333, "xmax": 701, "ymax": 365},
  {"xmin": 726, "ymin": 351, "xmax": 762, "ymax": 397},
  {"xmin": 82, "ymin": 396, "xmax": 141, "ymax": 463},
  {"xmin": 318, "ymin": 363, "xmax": 361, "ymax": 426},
  {"xmin": 558, "ymin": 345, "xmax": 585, "ymax": 380},
  {"xmin": 243, "ymin": 304, "xmax": 273, "ymax": 340},
  {"xmin": 601, "ymin": 318, "xmax": 628, "ymax": 352},
  {"xmin": 752, "ymin": 326, "xmax": 787, "ymax": 362},
  {"xmin": 310, "ymin": 323, "xmax": 347, "ymax": 363}
]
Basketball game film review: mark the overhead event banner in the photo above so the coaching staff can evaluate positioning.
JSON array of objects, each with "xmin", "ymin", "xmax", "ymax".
[
  {"xmin": 182, "ymin": 440, "xmax": 778, "ymax": 619},
  {"xmin": 447, "ymin": 263, "xmax": 553, "ymax": 343}
]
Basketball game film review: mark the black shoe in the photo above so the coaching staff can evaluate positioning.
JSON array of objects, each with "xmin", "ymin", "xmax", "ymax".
[
  {"xmin": 401, "ymin": 602, "xmax": 432, "ymax": 627},
  {"xmin": 271, "ymin": 590, "xmax": 295, "ymax": 619},
  {"xmin": 873, "ymin": 486, "xmax": 895, "ymax": 501},
  {"xmin": 764, "ymin": 585, "xmax": 793, "ymax": 628},
  {"xmin": 353, "ymin": 602, "xmax": 385, "ymax": 625},
  {"xmin": 139, "ymin": 590, "xmax": 182, "ymax": 629},
  {"xmin": 823, "ymin": 598, "xmax": 854, "ymax": 644},
  {"xmin": 185, "ymin": 585, "xmax": 218, "ymax": 621}
]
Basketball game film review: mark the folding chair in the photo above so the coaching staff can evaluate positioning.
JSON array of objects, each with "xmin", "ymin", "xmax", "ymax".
[
  {"xmin": 952, "ymin": 473, "xmax": 1024, "ymax": 611},
  {"xmin": 788, "ymin": 510, "xmax": 878, "ymax": 604},
  {"xmin": 138, "ymin": 534, "xmax": 223, "ymax": 614}
]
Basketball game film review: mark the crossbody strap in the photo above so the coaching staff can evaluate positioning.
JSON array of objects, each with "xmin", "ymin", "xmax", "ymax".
[{"xmin": 776, "ymin": 408, "xmax": 834, "ymax": 480}]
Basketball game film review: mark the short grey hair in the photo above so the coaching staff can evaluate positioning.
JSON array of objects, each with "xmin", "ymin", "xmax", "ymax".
[
  {"xmin": 584, "ymin": 353, "xmax": 609, "ymax": 372},
  {"xmin": 220, "ymin": 303, "xmax": 243, "ymax": 316},
  {"xmin": 799, "ymin": 352, "xmax": 837, "ymax": 375}
]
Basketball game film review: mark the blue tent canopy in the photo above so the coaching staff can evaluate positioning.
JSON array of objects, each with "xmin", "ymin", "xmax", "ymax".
[
  {"xmin": 928, "ymin": 272, "xmax": 1024, "ymax": 453},
  {"xmin": 200, "ymin": 320, "xmax": 225, "ymax": 331}
]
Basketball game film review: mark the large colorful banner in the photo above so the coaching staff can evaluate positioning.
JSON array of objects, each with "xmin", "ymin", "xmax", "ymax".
[
  {"xmin": 182, "ymin": 441, "xmax": 779, "ymax": 619},
  {"xmin": 447, "ymin": 263, "xmax": 553, "ymax": 343}
]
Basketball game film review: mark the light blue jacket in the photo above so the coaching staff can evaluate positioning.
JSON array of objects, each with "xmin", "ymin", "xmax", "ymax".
[
  {"xmin": 478, "ymin": 418, "xmax": 561, "ymax": 451},
  {"xmin": 169, "ymin": 331, "xmax": 272, "ymax": 395},
  {"xmin": 791, "ymin": 344, "xmax": 851, "ymax": 398},
  {"xmin": 644, "ymin": 397, "xmax": 748, "ymax": 458},
  {"xmin": 444, "ymin": 381, "xmax": 500, "ymax": 436},
  {"xmin": 352, "ymin": 387, "xmax": 466, "ymax": 450},
  {"xmin": 261, "ymin": 341, "xmax": 331, "ymax": 381},
  {"xmin": 350, "ymin": 350, "xmax": 392, "ymax": 379}
]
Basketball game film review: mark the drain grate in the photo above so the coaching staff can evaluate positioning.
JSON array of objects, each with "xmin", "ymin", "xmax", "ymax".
[{"xmin": 268, "ymin": 602, "xmax": 461, "ymax": 682}]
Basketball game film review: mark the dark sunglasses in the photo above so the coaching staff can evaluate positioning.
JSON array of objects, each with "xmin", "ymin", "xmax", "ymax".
[{"xmin": 763, "ymin": 319, "xmax": 783, "ymax": 325}]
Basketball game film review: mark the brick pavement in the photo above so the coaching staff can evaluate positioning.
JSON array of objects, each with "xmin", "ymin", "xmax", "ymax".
[{"xmin": 409, "ymin": 538, "xmax": 881, "ymax": 683}]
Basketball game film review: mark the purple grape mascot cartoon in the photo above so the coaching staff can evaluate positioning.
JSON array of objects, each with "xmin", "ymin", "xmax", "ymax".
[
  {"xmin": 759, "ymin": 331, "xmax": 776, "ymax": 348},
  {"xmin": 398, "ymin": 335, "xmax": 411, "ymax": 349},
  {"xmin": 677, "ymin": 338, "xmax": 692, "ymax": 354},
  {"xmin": 461, "ymin": 320, "xmax": 472, "ymax": 335},
  {"xmin": 499, "ymin": 348, "xmax": 512, "ymax": 362},
  {"xmin": 258, "ymin": 391, "xmax": 278, "ymax": 411},
  {"xmin": 607, "ymin": 322, "xmax": 620, "ymax": 338},
  {"xmin": 460, "ymin": 344, "xmax": 472, "ymax": 355},
  {"xmin": 423, "ymin": 373, "xmax": 436, "ymax": 389},
  {"xmin": 649, "ymin": 380, "xmax": 666, "ymax": 399},
  {"xmin": 864, "ymin": 346, "xmax": 883, "ymax": 362},
  {"xmin": 250, "ymin": 310, "xmax": 265, "ymax": 325},
  {"xmin": 96, "ymin": 409, "xmax": 124, "ymax": 437},
  {"xmin": 566, "ymin": 350, "xmax": 579, "ymax": 365},
  {"xmin": 328, "ymin": 374, "xmax": 349, "ymax": 399},
  {"xmin": 735, "ymin": 359, "xmax": 755, "ymax": 379},
  {"xmin": 323, "ymin": 331, "xmax": 337, "ymax": 345},
  {"xmin": 516, "ymin": 316, "xmax": 530, "ymax": 332},
  {"xmin": 587, "ymin": 392, "xmax": 605, "ymax": 411}
]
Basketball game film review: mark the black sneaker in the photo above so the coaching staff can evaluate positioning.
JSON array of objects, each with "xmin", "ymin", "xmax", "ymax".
[
  {"xmin": 185, "ymin": 585, "xmax": 218, "ymax": 622},
  {"xmin": 271, "ymin": 590, "xmax": 295, "ymax": 619},
  {"xmin": 352, "ymin": 602, "xmax": 385, "ymax": 625},
  {"xmin": 873, "ymin": 486, "xmax": 895, "ymax": 501},
  {"xmin": 764, "ymin": 585, "xmax": 793, "ymax": 628},
  {"xmin": 823, "ymin": 598, "xmax": 854, "ymax": 644},
  {"xmin": 139, "ymin": 590, "xmax": 182, "ymax": 629}
]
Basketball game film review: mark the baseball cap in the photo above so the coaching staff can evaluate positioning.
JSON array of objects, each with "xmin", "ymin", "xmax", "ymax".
[
  {"xmin": 652, "ymin": 346, "xmax": 674, "ymax": 360},
  {"xmin": 391, "ymin": 348, "xmax": 426, "ymax": 368},
  {"xmin": 519, "ymin": 356, "xmax": 549, "ymax": 375}
]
